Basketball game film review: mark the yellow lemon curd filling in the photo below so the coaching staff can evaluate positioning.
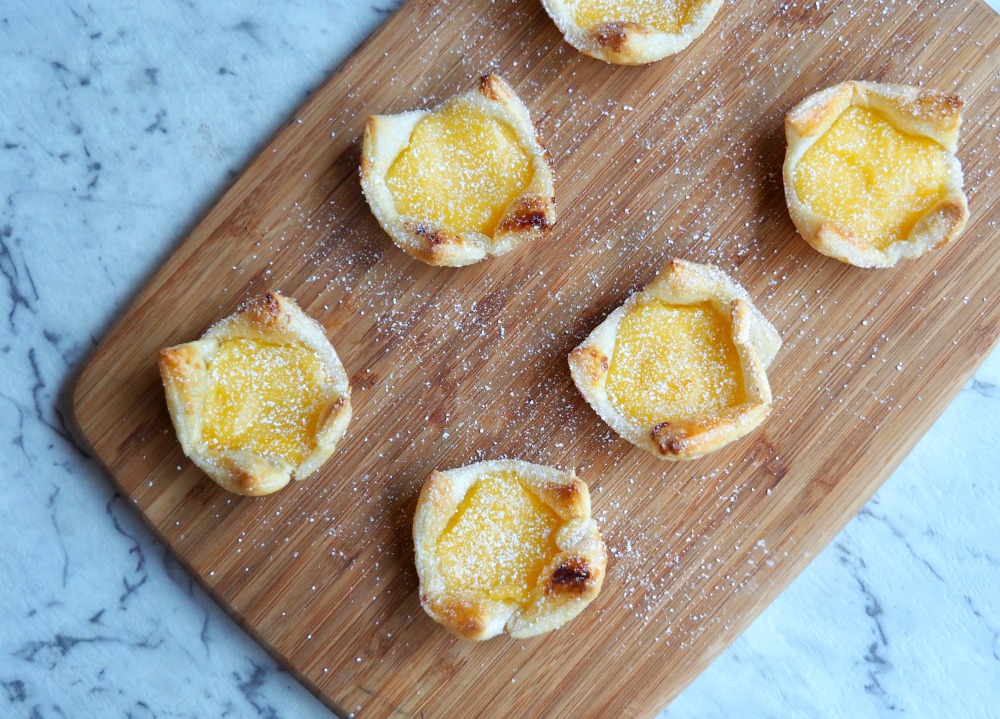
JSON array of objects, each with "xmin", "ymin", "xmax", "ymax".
[
  {"xmin": 436, "ymin": 470, "xmax": 561, "ymax": 603},
  {"xmin": 202, "ymin": 338, "xmax": 334, "ymax": 465},
  {"xmin": 606, "ymin": 301, "xmax": 745, "ymax": 426},
  {"xmin": 385, "ymin": 100, "xmax": 533, "ymax": 236},
  {"xmin": 567, "ymin": 0, "xmax": 703, "ymax": 33},
  {"xmin": 794, "ymin": 105, "xmax": 949, "ymax": 250}
]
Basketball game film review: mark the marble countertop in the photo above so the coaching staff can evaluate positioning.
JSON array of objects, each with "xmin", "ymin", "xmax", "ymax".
[{"xmin": 2, "ymin": 1, "xmax": 998, "ymax": 717}]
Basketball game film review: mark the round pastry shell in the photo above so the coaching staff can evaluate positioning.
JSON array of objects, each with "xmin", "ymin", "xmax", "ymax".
[{"xmin": 541, "ymin": 0, "xmax": 724, "ymax": 65}]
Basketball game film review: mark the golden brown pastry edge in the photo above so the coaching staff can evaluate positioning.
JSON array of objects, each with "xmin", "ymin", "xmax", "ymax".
[{"xmin": 540, "ymin": 0, "xmax": 724, "ymax": 64}]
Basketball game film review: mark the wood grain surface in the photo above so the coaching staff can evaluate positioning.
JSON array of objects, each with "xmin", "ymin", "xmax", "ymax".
[{"xmin": 72, "ymin": 0, "xmax": 1000, "ymax": 717}]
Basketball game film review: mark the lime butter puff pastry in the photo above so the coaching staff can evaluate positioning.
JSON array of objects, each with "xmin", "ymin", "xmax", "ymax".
[
  {"xmin": 413, "ymin": 459, "xmax": 607, "ymax": 640},
  {"xmin": 783, "ymin": 81, "xmax": 968, "ymax": 268},
  {"xmin": 158, "ymin": 292, "xmax": 351, "ymax": 496},
  {"xmin": 569, "ymin": 259, "xmax": 781, "ymax": 461},
  {"xmin": 360, "ymin": 74, "xmax": 556, "ymax": 267}
]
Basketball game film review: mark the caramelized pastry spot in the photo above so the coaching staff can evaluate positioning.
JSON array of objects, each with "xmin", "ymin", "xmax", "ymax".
[
  {"xmin": 436, "ymin": 470, "xmax": 560, "ymax": 603},
  {"xmin": 386, "ymin": 101, "xmax": 533, "ymax": 236},
  {"xmin": 593, "ymin": 22, "xmax": 635, "ymax": 51},
  {"xmin": 568, "ymin": 0, "xmax": 703, "ymax": 34},
  {"xmin": 202, "ymin": 338, "xmax": 334, "ymax": 465},
  {"xmin": 550, "ymin": 558, "xmax": 592, "ymax": 592},
  {"xmin": 606, "ymin": 301, "xmax": 745, "ymax": 426},
  {"xmin": 794, "ymin": 105, "xmax": 949, "ymax": 250},
  {"xmin": 496, "ymin": 195, "xmax": 552, "ymax": 234}
]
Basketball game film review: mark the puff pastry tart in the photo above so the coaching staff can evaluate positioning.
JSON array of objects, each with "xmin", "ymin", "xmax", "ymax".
[
  {"xmin": 783, "ymin": 81, "xmax": 968, "ymax": 268},
  {"xmin": 569, "ymin": 259, "xmax": 781, "ymax": 460},
  {"xmin": 360, "ymin": 74, "xmax": 556, "ymax": 267},
  {"xmin": 158, "ymin": 292, "xmax": 352, "ymax": 496},
  {"xmin": 413, "ymin": 460, "xmax": 607, "ymax": 640},
  {"xmin": 541, "ymin": 0, "xmax": 724, "ymax": 65}
]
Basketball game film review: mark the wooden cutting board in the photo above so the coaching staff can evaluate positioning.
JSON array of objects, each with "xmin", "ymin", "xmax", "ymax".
[{"xmin": 72, "ymin": 0, "xmax": 1000, "ymax": 716}]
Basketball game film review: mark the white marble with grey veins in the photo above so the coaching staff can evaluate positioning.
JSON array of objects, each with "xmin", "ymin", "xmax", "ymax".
[{"xmin": 1, "ymin": 1, "xmax": 997, "ymax": 717}]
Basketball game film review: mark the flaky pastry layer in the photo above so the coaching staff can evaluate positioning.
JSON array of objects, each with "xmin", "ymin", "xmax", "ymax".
[{"xmin": 541, "ymin": 0, "xmax": 723, "ymax": 64}]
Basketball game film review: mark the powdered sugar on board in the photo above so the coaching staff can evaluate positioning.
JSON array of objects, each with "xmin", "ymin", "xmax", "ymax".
[{"xmin": 76, "ymin": 0, "xmax": 1000, "ymax": 716}]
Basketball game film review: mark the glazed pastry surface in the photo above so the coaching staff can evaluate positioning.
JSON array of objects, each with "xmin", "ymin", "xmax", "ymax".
[
  {"xmin": 361, "ymin": 74, "xmax": 556, "ymax": 266},
  {"xmin": 541, "ymin": 0, "xmax": 723, "ymax": 64}
]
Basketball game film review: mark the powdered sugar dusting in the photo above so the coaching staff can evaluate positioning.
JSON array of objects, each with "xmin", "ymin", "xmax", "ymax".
[{"xmin": 131, "ymin": 0, "xmax": 1000, "ymax": 710}]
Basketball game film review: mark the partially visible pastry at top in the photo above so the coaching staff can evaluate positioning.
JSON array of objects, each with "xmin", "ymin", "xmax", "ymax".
[
  {"xmin": 541, "ymin": 0, "xmax": 724, "ymax": 65},
  {"xmin": 360, "ymin": 74, "xmax": 556, "ymax": 267},
  {"xmin": 413, "ymin": 459, "xmax": 607, "ymax": 640},
  {"xmin": 158, "ymin": 292, "xmax": 352, "ymax": 496},
  {"xmin": 783, "ymin": 81, "xmax": 968, "ymax": 268},
  {"xmin": 569, "ymin": 258, "xmax": 781, "ymax": 461}
]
